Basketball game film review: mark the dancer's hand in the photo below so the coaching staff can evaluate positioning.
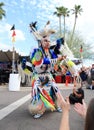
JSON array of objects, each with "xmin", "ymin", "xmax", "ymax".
[
  {"xmin": 74, "ymin": 99, "xmax": 87, "ymax": 119},
  {"xmin": 58, "ymin": 55, "xmax": 66, "ymax": 61}
]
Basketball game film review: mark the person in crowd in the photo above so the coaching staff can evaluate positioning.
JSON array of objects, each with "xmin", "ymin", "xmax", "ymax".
[
  {"xmin": 74, "ymin": 99, "xmax": 87, "ymax": 119},
  {"xmin": 87, "ymin": 80, "xmax": 94, "ymax": 90},
  {"xmin": 65, "ymin": 70, "xmax": 72, "ymax": 83},
  {"xmin": 87, "ymin": 64, "xmax": 94, "ymax": 90},
  {"xmin": 58, "ymin": 96, "xmax": 70, "ymax": 130},
  {"xmin": 74, "ymin": 98, "xmax": 94, "ymax": 130},
  {"xmin": 69, "ymin": 85, "xmax": 84, "ymax": 104},
  {"xmin": 90, "ymin": 64, "xmax": 94, "ymax": 80},
  {"xmin": 79, "ymin": 66, "xmax": 88, "ymax": 86},
  {"xmin": 58, "ymin": 94, "xmax": 94, "ymax": 130}
]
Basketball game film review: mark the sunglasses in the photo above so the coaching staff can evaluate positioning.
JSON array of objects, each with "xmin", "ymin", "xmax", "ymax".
[{"xmin": 44, "ymin": 40, "xmax": 50, "ymax": 42}]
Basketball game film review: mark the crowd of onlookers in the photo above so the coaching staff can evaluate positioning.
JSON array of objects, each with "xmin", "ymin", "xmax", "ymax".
[
  {"xmin": 58, "ymin": 64, "xmax": 94, "ymax": 130},
  {"xmin": 53, "ymin": 63, "xmax": 94, "ymax": 90},
  {"xmin": 79, "ymin": 64, "xmax": 94, "ymax": 90},
  {"xmin": 0, "ymin": 68, "xmax": 12, "ymax": 85}
]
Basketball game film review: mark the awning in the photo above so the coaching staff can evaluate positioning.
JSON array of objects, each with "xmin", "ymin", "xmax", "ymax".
[{"xmin": 0, "ymin": 50, "xmax": 21, "ymax": 62}]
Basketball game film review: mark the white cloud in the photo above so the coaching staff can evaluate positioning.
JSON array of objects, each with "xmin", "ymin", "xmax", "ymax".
[
  {"xmin": 0, "ymin": 42, "xmax": 12, "ymax": 51},
  {"xmin": 15, "ymin": 29, "xmax": 25, "ymax": 41},
  {"xmin": 0, "ymin": 23, "xmax": 10, "ymax": 33},
  {"xmin": 0, "ymin": 42, "xmax": 25, "ymax": 56}
]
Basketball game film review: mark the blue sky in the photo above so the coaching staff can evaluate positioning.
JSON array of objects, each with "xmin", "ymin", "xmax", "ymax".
[{"xmin": 0, "ymin": 0, "xmax": 94, "ymax": 56}]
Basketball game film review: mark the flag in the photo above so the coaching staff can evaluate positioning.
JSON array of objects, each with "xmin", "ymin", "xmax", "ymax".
[
  {"xmin": 10, "ymin": 24, "xmax": 15, "ymax": 30},
  {"xmin": 10, "ymin": 24, "xmax": 16, "ymax": 43},
  {"xmin": 80, "ymin": 45, "xmax": 83, "ymax": 52},
  {"xmin": 12, "ymin": 37, "xmax": 15, "ymax": 42},
  {"xmin": 80, "ymin": 45, "xmax": 83, "ymax": 59},
  {"xmin": 12, "ymin": 30, "xmax": 16, "ymax": 37}
]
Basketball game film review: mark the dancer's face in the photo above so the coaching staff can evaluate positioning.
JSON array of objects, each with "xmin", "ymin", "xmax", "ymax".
[{"xmin": 41, "ymin": 37, "xmax": 50, "ymax": 49}]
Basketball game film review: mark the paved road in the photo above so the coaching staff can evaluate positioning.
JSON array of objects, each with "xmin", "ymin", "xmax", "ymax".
[{"xmin": 0, "ymin": 84, "xmax": 94, "ymax": 130}]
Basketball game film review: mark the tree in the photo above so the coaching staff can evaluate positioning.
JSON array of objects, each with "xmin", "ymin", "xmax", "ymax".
[
  {"xmin": 70, "ymin": 5, "xmax": 83, "ymax": 47},
  {"xmin": 53, "ymin": 6, "xmax": 70, "ymax": 39},
  {"xmin": 61, "ymin": 7, "xmax": 70, "ymax": 40},
  {"xmin": 0, "ymin": 2, "xmax": 5, "ymax": 20},
  {"xmin": 53, "ymin": 7, "xmax": 62, "ymax": 38},
  {"xmin": 66, "ymin": 30, "xmax": 93, "ymax": 59}
]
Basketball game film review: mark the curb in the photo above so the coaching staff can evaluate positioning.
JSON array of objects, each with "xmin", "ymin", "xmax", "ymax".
[{"xmin": 0, "ymin": 83, "xmax": 74, "ymax": 91}]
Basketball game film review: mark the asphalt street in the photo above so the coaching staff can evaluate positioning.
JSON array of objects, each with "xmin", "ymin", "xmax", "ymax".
[{"xmin": 0, "ymin": 84, "xmax": 94, "ymax": 130}]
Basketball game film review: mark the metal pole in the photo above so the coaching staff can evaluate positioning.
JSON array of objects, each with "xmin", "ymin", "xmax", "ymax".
[
  {"xmin": 12, "ymin": 43, "xmax": 15, "ymax": 73},
  {"xmin": 80, "ymin": 52, "xmax": 83, "ymax": 67}
]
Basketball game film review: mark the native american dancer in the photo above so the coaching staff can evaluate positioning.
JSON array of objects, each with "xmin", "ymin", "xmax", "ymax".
[{"xmin": 19, "ymin": 21, "xmax": 80, "ymax": 119}]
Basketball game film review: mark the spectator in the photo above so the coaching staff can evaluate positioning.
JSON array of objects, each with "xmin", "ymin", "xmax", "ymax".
[
  {"xmin": 74, "ymin": 98, "xmax": 94, "ymax": 130},
  {"xmin": 69, "ymin": 86, "xmax": 84, "ymax": 104},
  {"xmin": 79, "ymin": 67, "xmax": 88, "ymax": 86},
  {"xmin": 59, "ymin": 95, "xmax": 94, "ymax": 130},
  {"xmin": 65, "ymin": 71, "xmax": 72, "ymax": 83},
  {"xmin": 58, "ymin": 95, "xmax": 70, "ymax": 130},
  {"xmin": 74, "ymin": 99, "xmax": 87, "ymax": 119},
  {"xmin": 87, "ymin": 64, "xmax": 94, "ymax": 90},
  {"xmin": 90, "ymin": 64, "xmax": 94, "ymax": 80}
]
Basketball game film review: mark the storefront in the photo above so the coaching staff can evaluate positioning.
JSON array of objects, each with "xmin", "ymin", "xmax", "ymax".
[{"xmin": 0, "ymin": 50, "xmax": 20, "ymax": 84}]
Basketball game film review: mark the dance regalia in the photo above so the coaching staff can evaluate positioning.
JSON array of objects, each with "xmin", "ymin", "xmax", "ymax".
[
  {"xmin": 19, "ymin": 21, "xmax": 79, "ymax": 118},
  {"xmin": 28, "ymin": 45, "xmax": 63, "ymax": 116}
]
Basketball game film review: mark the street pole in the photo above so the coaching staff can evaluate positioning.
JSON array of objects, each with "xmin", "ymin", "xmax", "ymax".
[
  {"xmin": 10, "ymin": 25, "xmax": 16, "ymax": 73},
  {"xmin": 12, "ymin": 44, "xmax": 15, "ymax": 73},
  {"xmin": 9, "ymin": 24, "xmax": 21, "ymax": 91},
  {"xmin": 80, "ymin": 45, "xmax": 83, "ymax": 67}
]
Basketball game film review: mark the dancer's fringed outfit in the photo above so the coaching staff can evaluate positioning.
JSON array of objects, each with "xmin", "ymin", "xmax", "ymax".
[{"xmin": 20, "ymin": 21, "xmax": 78, "ymax": 119}]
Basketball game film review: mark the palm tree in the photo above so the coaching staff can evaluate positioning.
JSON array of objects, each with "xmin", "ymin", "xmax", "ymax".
[
  {"xmin": 54, "ymin": 7, "xmax": 62, "ymax": 38},
  {"xmin": 53, "ymin": 6, "xmax": 70, "ymax": 39},
  {"xmin": 0, "ymin": 2, "xmax": 6, "ymax": 20},
  {"xmin": 61, "ymin": 7, "xmax": 70, "ymax": 40},
  {"xmin": 70, "ymin": 5, "xmax": 83, "ymax": 47}
]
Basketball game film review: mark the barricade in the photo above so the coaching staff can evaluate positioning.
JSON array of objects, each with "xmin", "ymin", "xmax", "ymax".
[{"xmin": 55, "ymin": 75, "xmax": 62, "ymax": 83}]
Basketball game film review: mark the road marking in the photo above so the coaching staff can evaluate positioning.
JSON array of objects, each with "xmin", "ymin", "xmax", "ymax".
[{"xmin": 0, "ymin": 93, "xmax": 31, "ymax": 120}]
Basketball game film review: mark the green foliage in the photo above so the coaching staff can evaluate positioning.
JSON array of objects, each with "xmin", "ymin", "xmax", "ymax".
[
  {"xmin": 53, "ymin": 6, "xmax": 70, "ymax": 38},
  {"xmin": 51, "ymin": 28, "xmax": 94, "ymax": 59},
  {"xmin": 0, "ymin": 2, "xmax": 6, "ymax": 20},
  {"xmin": 66, "ymin": 31, "xmax": 93, "ymax": 58}
]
